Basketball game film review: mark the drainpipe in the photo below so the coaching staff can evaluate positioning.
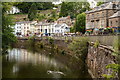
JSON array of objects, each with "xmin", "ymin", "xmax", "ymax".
[{"xmin": 106, "ymin": 10, "xmax": 109, "ymax": 28}]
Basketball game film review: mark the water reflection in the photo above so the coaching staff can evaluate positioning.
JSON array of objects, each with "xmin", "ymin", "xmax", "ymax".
[
  {"xmin": 7, "ymin": 49, "xmax": 64, "ymax": 68},
  {"xmin": 3, "ymin": 48, "xmax": 91, "ymax": 78}
]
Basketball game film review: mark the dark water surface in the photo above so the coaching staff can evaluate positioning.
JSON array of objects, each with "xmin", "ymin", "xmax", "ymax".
[{"xmin": 2, "ymin": 48, "xmax": 91, "ymax": 78}]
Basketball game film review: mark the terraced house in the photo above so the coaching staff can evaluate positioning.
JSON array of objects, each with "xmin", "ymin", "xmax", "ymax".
[{"xmin": 85, "ymin": 2, "xmax": 120, "ymax": 33}]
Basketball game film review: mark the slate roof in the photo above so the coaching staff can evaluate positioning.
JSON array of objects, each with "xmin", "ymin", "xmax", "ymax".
[
  {"xmin": 16, "ymin": 21, "xmax": 32, "ymax": 24},
  {"xmin": 57, "ymin": 17, "xmax": 68, "ymax": 21},
  {"xmin": 86, "ymin": 2, "xmax": 120, "ymax": 14},
  {"xmin": 109, "ymin": 10, "xmax": 120, "ymax": 18},
  {"xmin": 36, "ymin": 22, "xmax": 55, "ymax": 26}
]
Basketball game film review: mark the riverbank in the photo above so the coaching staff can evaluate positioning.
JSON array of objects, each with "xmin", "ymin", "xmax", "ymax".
[{"xmin": 9, "ymin": 37, "xmax": 92, "ymax": 78}]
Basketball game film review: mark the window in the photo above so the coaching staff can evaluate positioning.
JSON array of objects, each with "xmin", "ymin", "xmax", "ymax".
[
  {"xmin": 116, "ymin": 21, "xmax": 118, "ymax": 25},
  {"xmin": 102, "ymin": 12, "xmax": 104, "ymax": 17},
  {"xmin": 97, "ymin": 13, "xmax": 99, "ymax": 17},
  {"xmin": 87, "ymin": 15, "xmax": 89, "ymax": 19},
  {"xmin": 113, "ymin": 4, "xmax": 116, "ymax": 8},
  {"xmin": 92, "ymin": 14, "xmax": 94, "ymax": 18}
]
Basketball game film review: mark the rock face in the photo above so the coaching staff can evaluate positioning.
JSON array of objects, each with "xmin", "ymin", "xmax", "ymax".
[{"xmin": 86, "ymin": 42, "xmax": 118, "ymax": 78}]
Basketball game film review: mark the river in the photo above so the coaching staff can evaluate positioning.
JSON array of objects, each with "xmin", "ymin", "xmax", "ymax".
[{"xmin": 2, "ymin": 47, "xmax": 91, "ymax": 79}]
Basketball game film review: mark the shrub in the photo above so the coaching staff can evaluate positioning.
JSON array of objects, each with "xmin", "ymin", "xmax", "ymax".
[
  {"xmin": 94, "ymin": 40, "xmax": 100, "ymax": 48},
  {"xmin": 47, "ymin": 37, "xmax": 54, "ymax": 44},
  {"xmin": 35, "ymin": 41, "xmax": 44, "ymax": 49},
  {"xmin": 28, "ymin": 35, "xmax": 36, "ymax": 47},
  {"xmin": 68, "ymin": 37, "xmax": 89, "ymax": 61}
]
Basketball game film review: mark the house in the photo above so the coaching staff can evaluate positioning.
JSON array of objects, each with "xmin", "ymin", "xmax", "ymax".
[
  {"xmin": 85, "ymin": 2, "xmax": 120, "ymax": 32},
  {"xmin": 109, "ymin": 11, "xmax": 120, "ymax": 33},
  {"xmin": 35, "ymin": 22, "xmax": 56, "ymax": 36},
  {"xmin": 14, "ymin": 20, "xmax": 70, "ymax": 37},
  {"xmin": 54, "ymin": 23, "xmax": 70, "ymax": 36},
  {"xmin": 57, "ymin": 16, "xmax": 72, "ymax": 26},
  {"xmin": 35, "ymin": 22, "xmax": 70, "ymax": 36},
  {"xmin": 14, "ymin": 21, "xmax": 37, "ymax": 36},
  {"xmin": 7, "ymin": 6, "xmax": 20, "ymax": 14}
]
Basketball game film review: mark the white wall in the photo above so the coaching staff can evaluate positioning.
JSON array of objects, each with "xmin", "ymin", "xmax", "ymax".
[{"xmin": 7, "ymin": 6, "xmax": 20, "ymax": 14}]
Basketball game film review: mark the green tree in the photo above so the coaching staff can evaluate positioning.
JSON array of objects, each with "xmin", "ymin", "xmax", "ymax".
[
  {"xmin": 2, "ymin": 2, "xmax": 17, "ymax": 53},
  {"xmin": 51, "ymin": 10, "xmax": 57, "ymax": 19},
  {"xmin": 14, "ymin": 2, "xmax": 32, "ymax": 13},
  {"xmin": 14, "ymin": 2, "xmax": 54, "ymax": 13},
  {"xmin": 59, "ymin": 2, "xmax": 90, "ymax": 18},
  {"xmin": 28, "ymin": 3, "xmax": 37, "ymax": 21},
  {"xmin": 74, "ymin": 13, "xmax": 86, "ymax": 34},
  {"xmin": 70, "ymin": 27, "xmax": 75, "ymax": 33},
  {"xmin": 36, "ymin": 14, "xmax": 45, "ymax": 21}
]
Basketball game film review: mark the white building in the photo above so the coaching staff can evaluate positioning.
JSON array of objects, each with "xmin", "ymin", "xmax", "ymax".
[
  {"xmin": 14, "ymin": 21, "xmax": 37, "ymax": 37},
  {"xmin": 35, "ymin": 22, "xmax": 70, "ymax": 36},
  {"xmin": 7, "ymin": 6, "xmax": 20, "ymax": 14},
  {"xmin": 54, "ymin": 23, "xmax": 70, "ymax": 36},
  {"xmin": 35, "ymin": 22, "xmax": 56, "ymax": 36},
  {"xmin": 14, "ymin": 21, "xmax": 70, "ymax": 37}
]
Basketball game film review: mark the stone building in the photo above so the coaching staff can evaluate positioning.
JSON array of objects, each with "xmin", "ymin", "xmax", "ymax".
[
  {"xmin": 109, "ymin": 11, "xmax": 120, "ymax": 32},
  {"xmin": 85, "ymin": 2, "xmax": 120, "ymax": 32},
  {"xmin": 57, "ymin": 16, "xmax": 72, "ymax": 26}
]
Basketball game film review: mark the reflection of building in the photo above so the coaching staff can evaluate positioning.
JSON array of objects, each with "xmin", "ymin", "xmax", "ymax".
[
  {"xmin": 85, "ymin": 2, "xmax": 120, "ymax": 32},
  {"xmin": 7, "ymin": 6, "xmax": 20, "ymax": 14}
]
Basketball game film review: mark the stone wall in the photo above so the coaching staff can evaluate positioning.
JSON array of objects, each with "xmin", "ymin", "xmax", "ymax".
[
  {"xmin": 109, "ymin": 17, "xmax": 120, "ymax": 27},
  {"xmin": 86, "ymin": 42, "xmax": 118, "ymax": 78}
]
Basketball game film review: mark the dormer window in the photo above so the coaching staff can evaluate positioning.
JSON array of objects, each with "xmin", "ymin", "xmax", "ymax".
[{"xmin": 113, "ymin": 4, "xmax": 116, "ymax": 9}]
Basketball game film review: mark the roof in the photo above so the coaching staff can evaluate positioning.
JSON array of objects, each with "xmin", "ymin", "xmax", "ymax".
[
  {"xmin": 55, "ymin": 24, "xmax": 61, "ymax": 27},
  {"xmin": 16, "ymin": 21, "xmax": 33, "ymax": 24},
  {"xmin": 86, "ymin": 2, "xmax": 120, "ymax": 14},
  {"xmin": 57, "ymin": 17, "xmax": 68, "ymax": 21},
  {"xmin": 109, "ymin": 10, "xmax": 120, "ymax": 18},
  {"xmin": 36, "ymin": 22, "xmax": 56, "ymax": 26}
]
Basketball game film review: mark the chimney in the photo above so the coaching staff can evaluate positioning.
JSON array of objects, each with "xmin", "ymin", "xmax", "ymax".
[{"xmin": 67, "ymin": 16, "xmax": 70, "ymax": 19}]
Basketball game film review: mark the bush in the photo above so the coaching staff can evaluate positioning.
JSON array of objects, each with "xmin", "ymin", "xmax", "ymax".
[
  {"xmin": 94, "ymin": 40, "xmax": 100, "ymax": 48},
  {"xmin": 28, "ymin": 36, "xmax": 36, "ymax": 47},
  {"xmin": 68, "ymin": 37, "xmax": 89, "ymax": 61},
  {"xmin": 47, "ymin": 37, "xmax": 54, "ymax": 44},
  {"xmin": 35, "ymin": 41, "xmax": 44, "ymax": 49}
]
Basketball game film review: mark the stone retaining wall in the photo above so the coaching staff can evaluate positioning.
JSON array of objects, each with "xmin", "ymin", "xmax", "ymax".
[{"xmin": 86, "ymin": 42, "xmax": 118, "ymax": 78}]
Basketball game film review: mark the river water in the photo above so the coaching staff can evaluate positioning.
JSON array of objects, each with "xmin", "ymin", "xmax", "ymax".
[{"xmin": 2, "ymin": 48, "xmax": 91, "ymax": 79}]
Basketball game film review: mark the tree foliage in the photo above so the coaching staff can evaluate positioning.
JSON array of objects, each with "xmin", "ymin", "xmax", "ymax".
[
  {"xmin": 74, "ymin": 13, "xmax": 86, "ymax": 33},
  {"xmin": 97, "ymin": 2, "xmax": 104, "ymax": 6},
  {"xmin": 59, "ymin": 2, "xmax": 90, "ymax": 19},
  {"xmin": 28, "ymin": 3, "xmax": 37, "ymax": 21},
  {"xmin": 68, "ymin": 37, "xmax": 88, "ymax": 62},
  {"xmin": 14, "ymin": 2, "xmax": 54, "ymax": 13},
  {"xmin": 2, "ymin": 3, "xmax": 17, "ymax": 53}
]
